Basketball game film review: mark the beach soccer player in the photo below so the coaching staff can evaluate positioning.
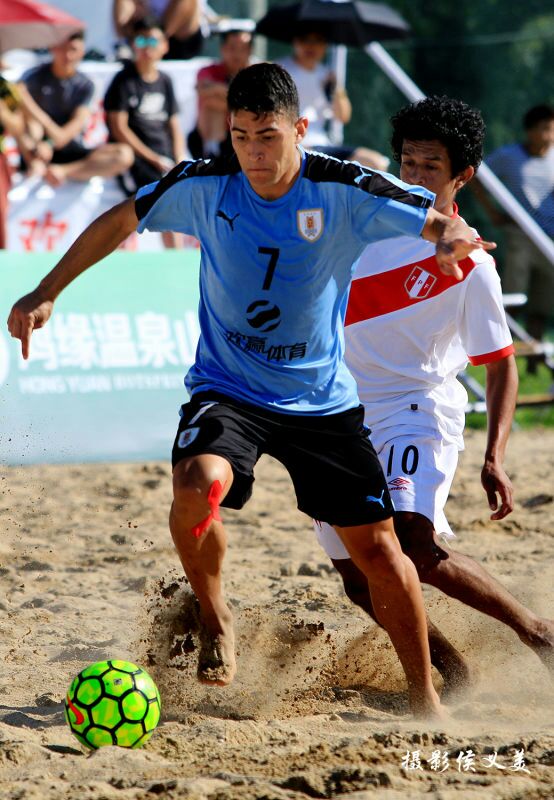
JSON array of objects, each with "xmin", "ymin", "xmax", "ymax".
[
  {"xmin": 7, "ymin": 64, "xmax": 495, "ymax": 719},
  {"xmin": 314, "ymin": 95, "xmax": 554, "ymax": 693}
]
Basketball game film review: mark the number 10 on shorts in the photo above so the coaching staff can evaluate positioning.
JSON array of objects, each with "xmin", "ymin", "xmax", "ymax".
[{"xmin": 386, "ymin": 443, "xmax": 419, "ymax": 476}]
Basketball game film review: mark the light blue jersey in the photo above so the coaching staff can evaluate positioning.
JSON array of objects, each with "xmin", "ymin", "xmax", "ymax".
[{"xmin": 136, "ymin": 148, "xmax": 434, "ymax": 414}]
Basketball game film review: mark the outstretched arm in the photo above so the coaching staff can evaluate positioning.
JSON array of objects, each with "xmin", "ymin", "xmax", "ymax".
[
  {"xmin": 7, "ymin": 198, "xmax": 138, "ymax": 359},
  {"xmin": 422, "ymin": 207, "xmax": 496, "ymax": 279},
  {"xmin": 481, "ymin": 354, "xmax": 518, "ymax": 520}
]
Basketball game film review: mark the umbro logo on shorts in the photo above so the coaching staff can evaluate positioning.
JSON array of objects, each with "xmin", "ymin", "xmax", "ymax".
[{"xmin": 388, "ymin": 477, "xmax": 413, "ymax": 491}]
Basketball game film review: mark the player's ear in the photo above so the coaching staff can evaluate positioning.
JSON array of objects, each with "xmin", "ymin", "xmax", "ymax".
[
  {"xmin": 295, "ymin": 116, "xmax": 309, "ymax": 142},
  {"xmin": 454, "ymin": 165, "xmax": 474, "ymax": 191}
]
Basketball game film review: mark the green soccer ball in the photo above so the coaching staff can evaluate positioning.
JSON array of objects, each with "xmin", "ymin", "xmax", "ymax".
[{"xmin": 64, "ymin": 660, "xmax": 161, "ymax": 749}]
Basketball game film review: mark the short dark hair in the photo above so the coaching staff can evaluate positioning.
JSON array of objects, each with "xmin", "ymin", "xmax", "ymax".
[
  {"xmin": 67, "ymin": 30, "xmax": 84, "ymax": 42},
  {"xmin": 293, "ymin": 23, "xmax": 329, "ymax": 41},
  {"xmin": 227, "ymin": 63, "xmax": 299, "ymax": 120},
  {"xmin": 132, "ymin": 15, "xmax": 164, "ymax": 36},
  {"xmin": 391, "ymin": 95, "xmax": 485, "ymax": 177},
  {"xmin": 523, "ymin": 104, "xmax": 554, "ymax": 130}
]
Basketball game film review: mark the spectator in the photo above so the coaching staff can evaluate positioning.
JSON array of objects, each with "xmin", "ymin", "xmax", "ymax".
[
  {"xmin": 188, "ymin": 24, "xmax": 255, "ymax": 159},
  {"xmin": 113, "ymin": 0, "xmax": 207, "ymax": 59},
  {"xmin": 278, "ymin": 26, "xmax": 389, "ymax": 170},
  {"xmin": 105, "ymin": 16, "xmax": 185, "ymax": 248},
  {"xmin": 17, "ymin": 31, "xmax": 133, "ymax": 188},
  {"xmin": 0, "ymin": 76, "xmax": 25, "ymax": 249},
  {"xmin": 477, "ymin": 104, "xmax": 554, "ymax": 368}
]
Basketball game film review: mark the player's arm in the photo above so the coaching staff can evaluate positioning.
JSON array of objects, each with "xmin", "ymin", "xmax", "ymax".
[
  {"xmin": 481, "ymin": 354, "xmax": 518, "ymax": 520},
  {"xmin": 7, "ymin": 198, "xmax": 138, "ymax": 359},
  {"xmin": 422, "ymin": 207, "xmax": 496, "ymax": 280}
]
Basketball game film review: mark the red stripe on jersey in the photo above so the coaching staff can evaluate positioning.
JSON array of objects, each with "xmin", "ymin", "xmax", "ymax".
[
  {"xmin": 345, "ymin": 253, "xmax": 477, "ymax": 326},
  {"xmin": 468, "ymin": 343, "xmax": 515, "ymax": 366}
]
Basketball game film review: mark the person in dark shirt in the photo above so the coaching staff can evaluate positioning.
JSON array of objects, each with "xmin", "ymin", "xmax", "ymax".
[
  {"xmin": 18, "ymin": 32, "xmax": 133, "ymax": 187},
  {"xmin": 105, "ymin": 16, "xmax": 185, "ymax": 247}
]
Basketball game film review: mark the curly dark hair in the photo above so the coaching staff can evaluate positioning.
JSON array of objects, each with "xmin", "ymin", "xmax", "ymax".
[
  {"xmin": 390, "ymin": 96, "xmax": 485, "ymax": 177},
  {"xmin": 228, "ymin": 63, "xmax": 299, "ymax": 121}
]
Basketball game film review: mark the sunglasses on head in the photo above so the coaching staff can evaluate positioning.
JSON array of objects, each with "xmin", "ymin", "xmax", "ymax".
[{"xmin": 134, "ymin": 35, "xmax": 161, "ymax": 48}]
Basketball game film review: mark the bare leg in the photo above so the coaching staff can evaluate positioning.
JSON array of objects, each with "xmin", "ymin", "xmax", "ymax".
[
  {"xmin": 396, "ymin": 512, "xmax": 554, "ymax": 672},
  {"xmin": 336, "ymin": 519, "xmax": 445, "ymax": 719},
  {"xmin": 332, "ymin": 557, "xmax": 472, "ymax": 699},
  {"xmin": 45, "ymin": 143, "xmax": 134, "ymax": 186},
  {"xmin": 170, "ymin": 454, "xmax": 236, "ymax": 685}
]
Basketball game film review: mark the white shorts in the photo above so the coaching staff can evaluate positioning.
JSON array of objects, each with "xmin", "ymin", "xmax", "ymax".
[{"xmin": 314, "ymin": 431, "xmax": 458, "ymax": 560}]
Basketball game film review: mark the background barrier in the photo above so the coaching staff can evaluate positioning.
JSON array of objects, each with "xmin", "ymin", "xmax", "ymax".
[{"xmin": 0, "ymin": 250, "xmax": 201, "ymax": 465}]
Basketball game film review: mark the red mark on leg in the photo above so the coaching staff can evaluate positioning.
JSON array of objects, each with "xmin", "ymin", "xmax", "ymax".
[{"xmin": 191, "ymin": 480, "xmax": 224, "ymax": 538}]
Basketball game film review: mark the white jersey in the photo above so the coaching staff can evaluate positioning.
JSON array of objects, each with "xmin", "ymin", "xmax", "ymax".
[
  {"xmin": 278, "ymin": 56, "xmax": 333, "ymax": 147},
  {"xmin": 345, "ymin": 212, "xmax": 514, "ymax": 449}
]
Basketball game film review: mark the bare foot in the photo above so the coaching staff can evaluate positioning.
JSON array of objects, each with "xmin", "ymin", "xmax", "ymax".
[
  {"xmin": 197, "ymin": 616, "xmax": 236, "ymax": 686},
  {"xmin": 44, "ymin": 164, "xmax": 67, "ymax": 187},
  {"xmin": 410, "ymin": 694, "xmax": 450, "ymax": 723}
]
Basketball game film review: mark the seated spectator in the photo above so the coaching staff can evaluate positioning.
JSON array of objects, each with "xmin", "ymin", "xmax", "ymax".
[
  {"xmin": 17, "ymin": 31, "xmax": 133, "ymax": 187},
  {"xmin": 105, "ymin": 16, "xmax": 185, "ymax": 248},
  {"xmin": 113, "ymin": 0, "xmax": 207, "ymax": 59},
  {"xmin": 188, "ymin": 23, "xmax": 255, "ymax": 159},
  {"xmin": 0, "ymin": 76, "xmax": 25, "ymax": 249},
  {"xmin": 474, "ymin": 104, "xmax": 554, "ymax": 371},
  {"xmin": 279, "ymin": 26, "xmax": 389, "ymax": 170}
]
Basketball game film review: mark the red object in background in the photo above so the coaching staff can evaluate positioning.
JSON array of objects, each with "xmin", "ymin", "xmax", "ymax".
[{"xmin": 0, "ymin": 0, "xmax": 84, "ymax": 54}]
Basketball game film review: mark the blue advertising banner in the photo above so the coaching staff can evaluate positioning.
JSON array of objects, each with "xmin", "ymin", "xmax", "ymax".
[{"xmin": 0, "ymin": 251, "xmax": 201, "ymax": 465}]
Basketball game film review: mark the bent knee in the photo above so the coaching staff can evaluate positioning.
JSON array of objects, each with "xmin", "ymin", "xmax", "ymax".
[
  {"xmin": 172, "ymin": 456, "xmax": 231, "ymax": 511},
  {"xmin": 394, "ymin": 513, "xmax": 448, "ymax": 578},
  {"xmin": 351, "ymin": 538, "xmax": 406, "ymax": 583},
  {"xmin": 117, "ymin": 143, "xmax": 135, "ymax": 168}
]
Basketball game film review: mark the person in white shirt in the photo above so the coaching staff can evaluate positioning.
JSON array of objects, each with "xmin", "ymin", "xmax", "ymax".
[
  {"xmin": 279, "ymin": 25, "xmax": 388, "ymax": 171},
  {"xmin": 315, "ymin": 96, "xmax": 554, "ymax": 696}
]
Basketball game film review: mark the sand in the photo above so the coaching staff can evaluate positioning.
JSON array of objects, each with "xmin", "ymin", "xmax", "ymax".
[{"xmin": 1, "ymin": 428, "xmax": 553, "ymax": 799}]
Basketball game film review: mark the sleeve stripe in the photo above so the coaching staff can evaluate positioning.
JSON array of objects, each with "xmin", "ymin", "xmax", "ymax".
[
  {"xmin": 303, "ymin": 151, "xmax": 433, "ymax": 209},
  {"xmin": 135, "ymin": 155, "xmax": 240, "ymax": 221},
  {"xmin": 468, "ymin": 343, "xmax": 515, "ymax": 366}
]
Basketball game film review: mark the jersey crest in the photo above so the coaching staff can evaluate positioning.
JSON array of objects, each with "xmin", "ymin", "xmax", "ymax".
[
  {"xmin": 297, "ymin": 208, "xmax": 324, "ymax": 242},
  {"xmin": 404, "ymin": 266, "xmax": 437, "ymax": 299}
]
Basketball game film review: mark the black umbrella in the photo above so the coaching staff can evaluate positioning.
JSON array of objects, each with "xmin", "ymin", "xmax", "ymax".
[{"xmin": 255, "ymin": 0, "xmax": 409, "ymax": 48}]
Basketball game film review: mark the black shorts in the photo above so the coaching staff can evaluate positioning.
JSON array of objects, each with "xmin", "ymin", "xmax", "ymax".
[
  {"xmin": 171, "ymin": 392, "xmax": 393, "ymax": 527},
  {"xmin": 51, "ymin": 142, "xmax": 92, "ymax": 164}
]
